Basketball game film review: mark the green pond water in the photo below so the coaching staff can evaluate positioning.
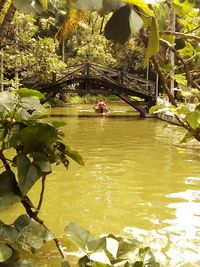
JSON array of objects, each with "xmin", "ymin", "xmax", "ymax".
[{"xmin": 1, "ymin": 103, "xmax": 200, "ymax": 267}]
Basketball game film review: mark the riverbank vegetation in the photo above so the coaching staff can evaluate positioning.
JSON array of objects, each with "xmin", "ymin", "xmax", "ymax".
[
  {"xmin": 49, "ymin": 94, "xmax": 120, "ymax": 106},
  {"xmin": 0, "ymin": 0, "xmax": 200, "ymax": 266}
]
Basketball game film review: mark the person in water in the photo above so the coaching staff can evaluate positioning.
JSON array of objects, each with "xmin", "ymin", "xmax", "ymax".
[{"xmin": 97, "ymin": 100, "xmax": 106, "ymax": 113}]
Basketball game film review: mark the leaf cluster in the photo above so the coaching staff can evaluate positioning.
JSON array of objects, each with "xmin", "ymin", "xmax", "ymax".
[
  {"xmin": 0, "ymin": 89, "xmax": 84, "ymax": 265},
  {"xmin": 0, "ymin": 214, "xmax": 54, "ymax": 266},
  {"xmin": 64, "ymin": 222, "xmax": 160, "ymax": 267},
  {"xmin": 3, "ymin": 12, "xmax": 66, "ymax": 85}
]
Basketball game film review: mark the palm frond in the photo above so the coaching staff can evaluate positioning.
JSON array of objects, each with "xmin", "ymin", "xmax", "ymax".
[
  {"xmin": 0, "ymin": 0, "xmax": 12, "ymax": 25},
  {"xmin": 56, "ymin": 7, "xmax": 85, "ymax": 41}
]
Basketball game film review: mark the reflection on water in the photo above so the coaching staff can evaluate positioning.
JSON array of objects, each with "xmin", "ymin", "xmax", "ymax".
[{"xmin": 1, "ymin": 103, "xmax": 200, "ymax": 267}]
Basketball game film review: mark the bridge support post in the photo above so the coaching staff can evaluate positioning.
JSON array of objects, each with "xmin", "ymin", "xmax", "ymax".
[
  {"xmin": 86, "ymin": 63, "xmax": 90, "ymax": 76},
  {"xmin": 117, "ymin": 94, "xmax": 149, "ymax": 117},
  {"xmin": 119, "ymin": 71, "xmax": 124, "ymax": 84},
  {"xmin": 52, "ymin": 71, "xmax": 57, "ymax": 83}
]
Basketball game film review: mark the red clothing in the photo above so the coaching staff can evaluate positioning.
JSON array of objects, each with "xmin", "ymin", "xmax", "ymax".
[{"xmin": 98, "ymin": 101, "xmax": 106, "ymax": 108}]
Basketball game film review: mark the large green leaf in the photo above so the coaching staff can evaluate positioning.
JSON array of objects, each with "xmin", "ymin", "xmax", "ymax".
[
  {"xmin": 20, "ymin": 123, "xmax": 57, "ymax": 152},
  {"xmin": 65, "ymin": 146, "xmax": 85, "ymax": 166},
  {"xmin": 14, "ymin": 215, "xmax": 31, "ymax": 232},
  {"xmin": 32, "ymin": 152, "xmax": 51, "ymax": 173},
  {"xmin": 87, "ymin": 237, "xmax": 107, "ymax": 253},
  {"xmin": 116, "ymin": 237, "xmax": 139, "ymax": 261},
  {"xmin": 0, "ymin": 170, "xmax": 22, "ymax": 208},
  {"xmin": 122, "ymin": 0, "xmax": 154, "ymax": 16},
  {"xmin": 4, "ymin": 122, "xmax": 25, "ymax": 149},
  {"xmin": 14, "ymin": 215, "xmax": 54, "ymax": 253},
  {"xmin": 185, "ymin": 111, "xmax": 200, "ymax": 129},
  {"xmin": 173, "ymin": 74, "xmax": 187, "ymax": 86},
  {"xmin": 0, "ymin": 243, "xmax": 13, "ymax": 263},
  {"xmin": 129, "ymin": 9, "xmax": 144, "ymax": 34},
  {"xmin": 19, "ymin": 97, "xmax": 43, "ymax": 112},
  {"xmin": 0, "ymin": 91, "xmax": 16, "ymax": 115},
  {"xmin": 21, "ymin": 164, "xmax": 41, "ymax": 195},
  {"xmin": 15, "ymin": 109, "xmax": 31, "ymax": 122},
  {"xmin": 16, "ymin": 88, "xmax": 44, "ymax": 99},
  {"xmin": 15, "ymin": 154, "xmax": 42, "ymax": 195},
  {"xmin": 172, "ymin": 0, "xmax": 195, "ymax": 16},
  {"xmin": 0, "ymin": 221, "xmax": 18, "ymax": 243},
  {"xmin": 178, "ymin": 42, "xmax": 195, "ymax": 58},
  {"xmin": 15, "ymin": 154, "xmax": 30, "ymax": 183},
  {"xmin": 90, "ymin": 251, "xmax": 112, "ymax": 265},
  {"xmin": 104, "ymin": 5, "xmax": 131, "ymax": 44},
  {"xmin": 139, "ymin": 247, "xmax": 159, "ymax": 266},
  {"xmin": 65, "ymin": 223, "xmax": 93, "ymax": 250},
  {"xmin": 144, "ymin": 17, "xmax": 159, "ymax": 68}
]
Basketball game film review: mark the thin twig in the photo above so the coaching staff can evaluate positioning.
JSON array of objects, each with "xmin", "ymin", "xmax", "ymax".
[
  {"xmin": 163, "ymin": 30, "xmax": 200, "ymax": 42},
  {"xmin": 36, "ymin": 175, "xmax": 46, "ymax": 215},
  {"xmin": 160, "ymin": 39, "xmax": 200, "ymax": 90},
  {"xmin": 185, "ymin": 25, "xmax": 200, "ymax": 34}
]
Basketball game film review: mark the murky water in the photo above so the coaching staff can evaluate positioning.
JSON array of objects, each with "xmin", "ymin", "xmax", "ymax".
[{"xmin": 1, "ymin": 103, "xmax": 200, "ymax": 266}]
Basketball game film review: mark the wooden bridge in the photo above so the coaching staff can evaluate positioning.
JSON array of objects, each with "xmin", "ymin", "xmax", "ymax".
[{"xmin": 38, "ymin": 63, "xmax": 156, "ymax": 116}]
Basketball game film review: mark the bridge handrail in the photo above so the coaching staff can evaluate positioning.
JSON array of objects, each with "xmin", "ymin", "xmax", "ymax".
[
  {"xmin": 89, "ymin": 63, "xmax": 155, "ymax": 85},
  {"xmin": 90, "ymin": 64, "xmax": 154, "ymax": 96},
  {"xmin": 39, "ymin": 62, "xmax": 156, "ymax": 99},
  {"xmin": 55, "ymin": 64, "xmax": 86, "ymax": 83}
]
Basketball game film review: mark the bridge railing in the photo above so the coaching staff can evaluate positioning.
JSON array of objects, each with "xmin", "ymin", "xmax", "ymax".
[
  {"xmin": 88, "ymin": 63, "xmax": 155, "ymax": 97},
  {"xmin": 47, "ymin": 63, "xmax": 155, "ymax": 98}
]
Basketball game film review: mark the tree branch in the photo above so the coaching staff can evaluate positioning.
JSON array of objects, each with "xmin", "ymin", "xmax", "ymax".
[
  {"xmin": 163, "ymin": 30, "xmax": 200, "ymax": 42},
  {"xmin": 35, "ymin": 175, "xmax": 46, "ymax": 215},
  {"xmin": 151, "ymin": 55, "xmax": 178, "ymax": 107},
  {"xmin": 0, "ymin": 150, "xmax": 11, "ymax": 171},
  {"xmin": 185, "ymin": 25, "xmax": 200, "ymax": 34},
  {"xmin": 160, "ymin": 39, "xmax": 200, "ymax": 90},
  {"xmin": 140, "ymin": 29, "xmax": 177, "ymax": 106}
]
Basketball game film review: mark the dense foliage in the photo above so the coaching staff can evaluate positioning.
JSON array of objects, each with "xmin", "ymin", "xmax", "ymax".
[
  {"xmin": 1, "ymin": 12, "xmax": 66, "ymax": 85},
  {"xmin": 0, "ymin": 88, "xmax": 85, "ymax": 266},
  {"xmin": 65, "ymin": 15, "xmax": 117, "ymax": 67}
]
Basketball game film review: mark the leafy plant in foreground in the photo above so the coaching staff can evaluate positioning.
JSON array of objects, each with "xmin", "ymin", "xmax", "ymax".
[
  {"xmin": 0, "ymin": 88, "xmax": 84, "ymax": 266},
  {"xmin": 64, "ymin": 222, "xmax": 160, "ymax": 267},
  {"xmin": 0, "ymin": 88, "xmax": 159, "ymax": 266}
]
